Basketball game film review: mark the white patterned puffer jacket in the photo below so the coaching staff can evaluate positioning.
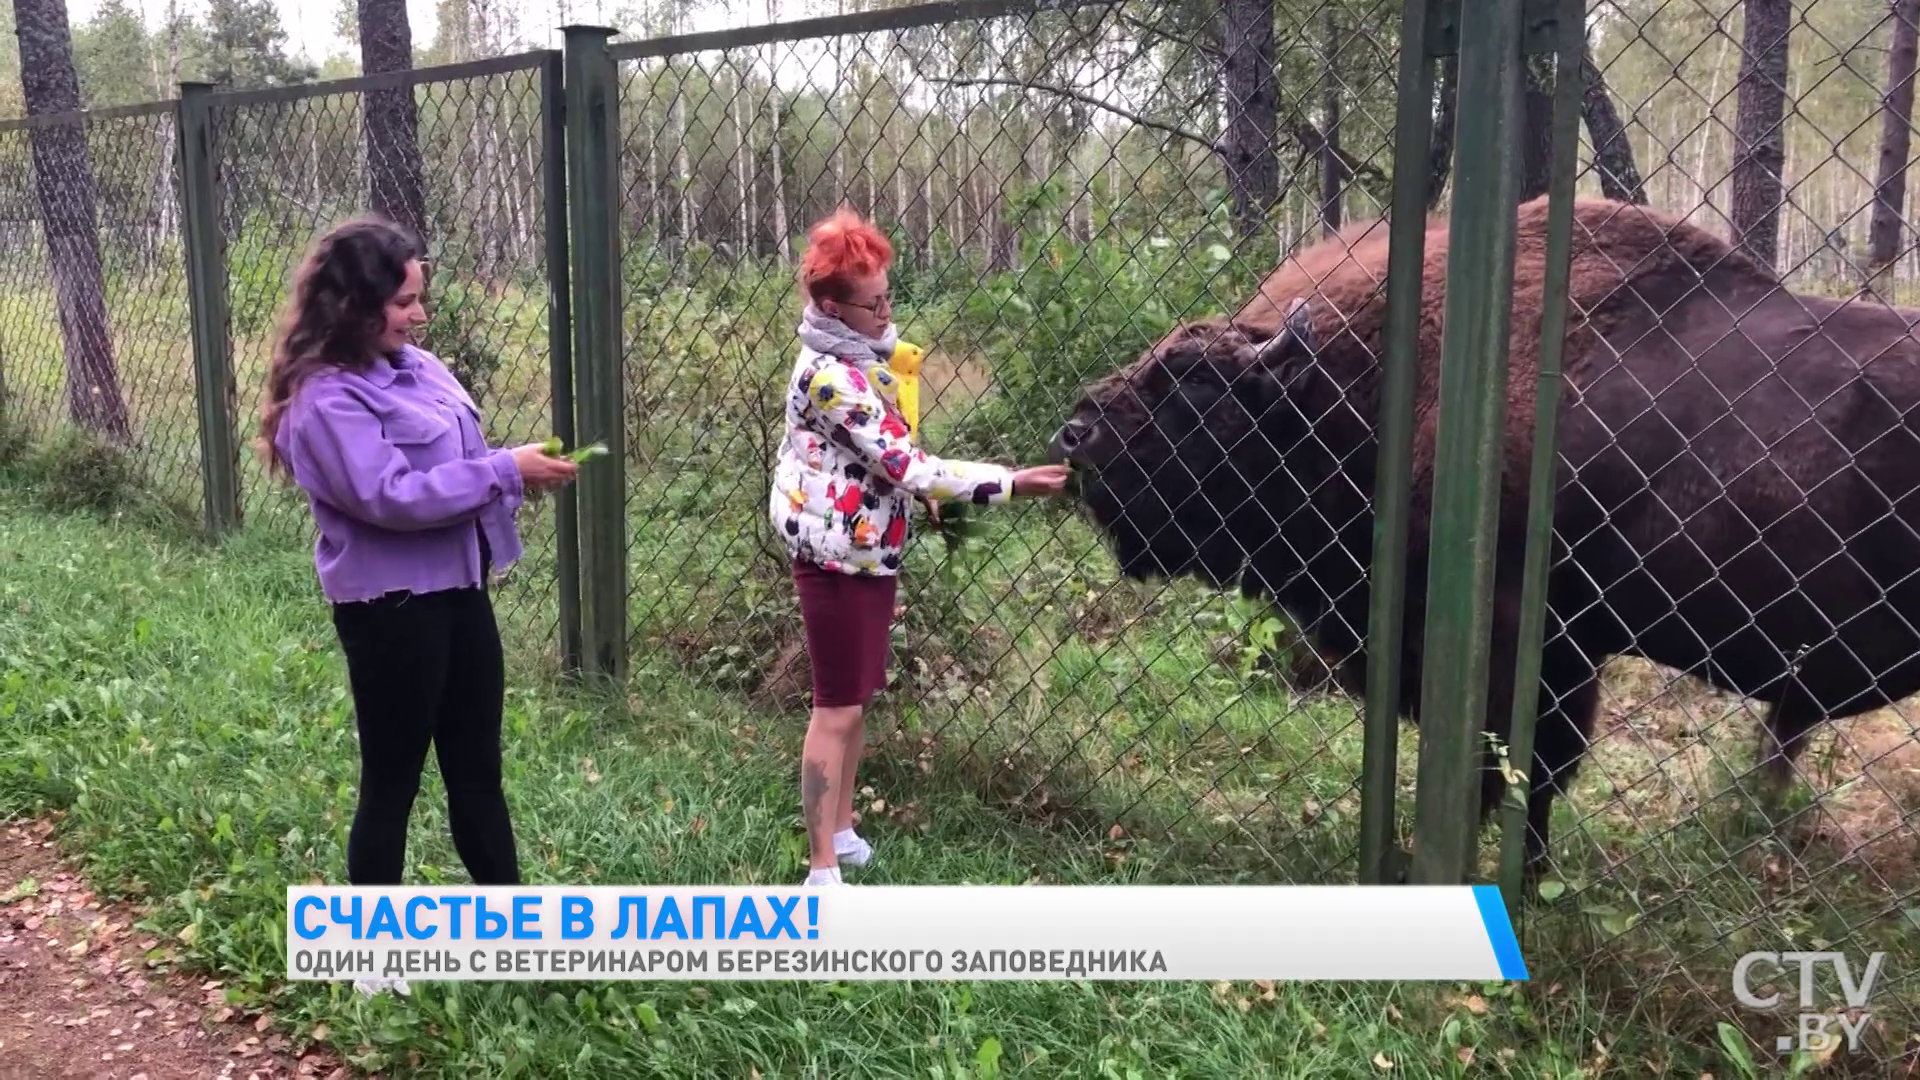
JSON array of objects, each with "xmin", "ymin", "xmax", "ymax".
[{"xmin": 768, "ymin": 331, "xmax": 1013, "ymax": 577}]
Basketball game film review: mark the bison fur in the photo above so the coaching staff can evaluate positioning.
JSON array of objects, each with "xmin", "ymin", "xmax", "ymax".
[{"xmin": 1048, "ymin": 196, "xmax": 1920, "ymax": 884}]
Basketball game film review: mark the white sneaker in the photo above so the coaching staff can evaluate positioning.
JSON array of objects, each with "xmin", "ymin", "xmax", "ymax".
[
  {"xmin": 833, "ymin": 829, "xmax": 873, "ymax": 867},
  {"xmin": 804, "ymin": 866, "xmax": 844, "ymax": 886},
  {"xmin": 353, "ymin": 976, "xmax": 412, "ymax": 998}
]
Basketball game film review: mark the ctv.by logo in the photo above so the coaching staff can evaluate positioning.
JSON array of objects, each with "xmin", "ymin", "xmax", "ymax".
[{"xmin": 1732, "ymin": 951, "xmax": 1888, "ymax": 1055}]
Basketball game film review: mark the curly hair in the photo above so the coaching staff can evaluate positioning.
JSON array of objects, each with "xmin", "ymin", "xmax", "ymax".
[
  {"xmin": 797, "ymin": 206, "xmax": 893, "ymax": 304},
  {"xmin": 255, "ymin": 215, "xmax": 423, "ymax": 479}
]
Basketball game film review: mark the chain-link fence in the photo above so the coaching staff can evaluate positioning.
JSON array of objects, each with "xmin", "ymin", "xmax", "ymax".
[
  {"xmin": 0, "ymin": 0, "xmax": 1913, "ymax": 1072},
  {"xmin": 597, "ymin": 0, "xmax": 1404, "ymax": 891},
  {"xmin": 0, "ymin": 102, "xmax": 201, "ymax": 521},
  {"xmin": 206, "ymin": 55, "xmax": 571, "ymax": 655},
  {"xmin": 1504, "ymin": 1, "xmax": 1920, "ymax": 1071}
]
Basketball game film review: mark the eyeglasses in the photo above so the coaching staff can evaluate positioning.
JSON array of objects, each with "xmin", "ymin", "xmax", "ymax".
[{"xmin": 840, "ymin": 291, "xmax": 892, "ymax": 313}]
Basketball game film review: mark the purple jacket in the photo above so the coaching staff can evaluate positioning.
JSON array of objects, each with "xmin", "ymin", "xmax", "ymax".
[{"xmin": 273, "ymin": 344, "xmax": 526, "ymax": 605}]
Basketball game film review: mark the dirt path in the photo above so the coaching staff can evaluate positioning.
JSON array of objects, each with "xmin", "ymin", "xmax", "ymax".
[{"xmin": 0, "ymin": 817, "xmax": 348, "ymax": 1080}]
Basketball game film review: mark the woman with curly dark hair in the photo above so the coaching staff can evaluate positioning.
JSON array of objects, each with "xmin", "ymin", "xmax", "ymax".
[{"xmin": 258, "ymin": 217, "xmax": 575, "ymax": 986}]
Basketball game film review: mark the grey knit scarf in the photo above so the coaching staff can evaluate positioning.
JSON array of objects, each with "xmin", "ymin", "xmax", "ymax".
[{"xmin": 797, "ymin": 303, "xmax": 899, "ymax": 367}]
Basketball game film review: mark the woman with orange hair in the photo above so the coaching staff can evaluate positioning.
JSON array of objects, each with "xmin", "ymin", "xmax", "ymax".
[{"xmin": 770, "ymin": 207, "xmax": 1069, "ymax": 886}]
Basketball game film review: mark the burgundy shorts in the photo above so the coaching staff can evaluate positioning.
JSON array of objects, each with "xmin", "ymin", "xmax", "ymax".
[{"xmin": 793, "ymin": 559, "xmax": 899, "ymax": 709}]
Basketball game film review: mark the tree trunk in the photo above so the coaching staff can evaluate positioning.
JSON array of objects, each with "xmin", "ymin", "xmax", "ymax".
[
  {"xmin": 667, "ymin": 47, "xmax": 690, "ymax": 255},
  {"xmin": 1581, "ymin": 49, "xmax": 1646, "ymax": 204},
  {"xmin": 1730, "ymin": 0, "xmax": 1792, "ymax": 269},
  {"xmin": 1868, "ymin": 0, "xmax": 1920, "ymax": 293},
  {"xmin": 146, "ymin": 6, "xmax": 181, "ymax": 269},
  {"xmin": 768, "ymin": 95, "xmax": 789, "ymax": 261},
  {"xmin": 764, "ymin": 0, "xmax": 789, "ymax": 261},
  {"xmin": 1219, "ymin": 0, "xmax": 1279, "ymax": 246},
  {"xmin": 13, "ymin": 0, "xmax": 130, "ymax": 440},
  {"xmin": 1520, "ymin": 58, "xmax": 1554, "ymax": 201},
  {"xmin": 1320, "ymin": 8, "xmax": 1343, "ymax": 235},
  {"xmin": 356, "ymin": 0, "xmax": 426, "ymax": 241},
  {"xmin": 737, "ymin": 75, "xmax": 754, "ymax": 256},
  {"xmin": 1427, "ymin": 56, "xmax": 1458, "ymax": 208}
]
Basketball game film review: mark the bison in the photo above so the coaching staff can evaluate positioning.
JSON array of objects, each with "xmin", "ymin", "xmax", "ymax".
[{"xmin": 1048, "ymin": 195, "xmax": 1920, "ymax": 884}]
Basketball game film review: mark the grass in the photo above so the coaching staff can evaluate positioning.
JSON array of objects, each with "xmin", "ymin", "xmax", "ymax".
[{"xmin": 0, "ymin": 490, "xmax": 1548, "ymax": 1079}]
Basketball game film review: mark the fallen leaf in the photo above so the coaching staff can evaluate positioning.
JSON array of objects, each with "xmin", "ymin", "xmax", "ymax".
[
  {"xmin": 1456, "ymin": 1047, "xmax": 1475, "ymax": 1067},
  {"xmin": 1373, "ymin": 1051, "xmax": 1394, "ymax": 1071},
  {"xmin": 311, "ymin": 1023, "xmax": 329, "ymax": 1042},
  {"xmin": 1465, "ymin": 994, "xmax": 1488, "ymax": 1015}
]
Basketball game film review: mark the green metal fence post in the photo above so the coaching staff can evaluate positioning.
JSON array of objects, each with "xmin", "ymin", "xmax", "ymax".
[
  {"xmin": 541, "ymin": 49, "xmax": 584, "ymax": 675},
  {"xmin": 1409, "ymin": 0, "xmax": 1527, "ymax": 885},
  {"xmin": 1360, "ymin": 0, "xmax": 1444, "ymax": 888},
  {"xmin": 562, "ymin": 25, "xmax": 627, "ymax": 687},
  {"xmin": 176, "ymin": 80, "xmax": 239, "ymax": 539},
  {"xmin": 1498, "ymin": 0, "xmax": 1586, "ymax": 912}
]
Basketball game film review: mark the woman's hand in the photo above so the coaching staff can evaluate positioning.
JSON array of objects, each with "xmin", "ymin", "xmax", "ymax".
[
  {"xmin": 511, "ymin": 443, "xmax": 580, "ymax": 492},
  {"xmin": 1010, "ymin": 464, "xmax": 1071, "ymax": 497}
]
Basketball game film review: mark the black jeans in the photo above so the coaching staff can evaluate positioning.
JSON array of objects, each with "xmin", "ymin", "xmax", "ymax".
[{"xmin": 330, "ymin": 583, "xmax": 520, "ymax": 886}]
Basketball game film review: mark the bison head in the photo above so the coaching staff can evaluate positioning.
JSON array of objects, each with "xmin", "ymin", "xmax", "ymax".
[{"xmin": 1047, "ymin": 298, "xmax": 1327, "ymax": 592}]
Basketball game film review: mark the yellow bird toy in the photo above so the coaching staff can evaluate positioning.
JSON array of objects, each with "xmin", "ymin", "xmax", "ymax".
[{"xmin": 887, "ymin": 340, "xmax": 926, "ymax": 439}]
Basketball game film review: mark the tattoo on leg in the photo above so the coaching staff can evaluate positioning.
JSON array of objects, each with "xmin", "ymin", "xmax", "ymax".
[{"xmin": 801, "ymin": 760, "xmax": 830, "ymax": 831}]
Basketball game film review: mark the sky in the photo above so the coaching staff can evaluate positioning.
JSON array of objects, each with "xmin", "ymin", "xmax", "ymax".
[{"xmin": 59, "ymin": 1, "xmax": 754, "ymax": 64}]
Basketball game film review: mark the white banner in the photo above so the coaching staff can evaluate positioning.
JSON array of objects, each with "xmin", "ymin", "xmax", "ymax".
[{"xmin": 285, "ymin": 884, "xmax": 1528, "ymax": 982}]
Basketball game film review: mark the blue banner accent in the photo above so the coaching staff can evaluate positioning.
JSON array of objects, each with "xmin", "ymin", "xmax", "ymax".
[{"xmin": 1471, "ymin": 885, "xmax": 1528, "ymax": 980}]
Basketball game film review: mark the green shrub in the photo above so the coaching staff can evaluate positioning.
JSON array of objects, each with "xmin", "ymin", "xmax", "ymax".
[
  {"xmin": 418, "ymin": 274, "xmax": 505, "ymax": 406},
  {"xmin": 32, "ymin": 425, "xmax": 144, "ymax": 515}
]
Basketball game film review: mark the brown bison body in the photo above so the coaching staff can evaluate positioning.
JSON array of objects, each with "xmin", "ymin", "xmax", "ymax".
[{"xmin": 1049, "ymin": 196, "xmax": 1920, "ymax": 881}]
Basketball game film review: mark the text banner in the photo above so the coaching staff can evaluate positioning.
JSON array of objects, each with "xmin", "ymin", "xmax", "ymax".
[{"xmin": 285, "ymin": 885, "xmax": 1528, "ymax": 982}]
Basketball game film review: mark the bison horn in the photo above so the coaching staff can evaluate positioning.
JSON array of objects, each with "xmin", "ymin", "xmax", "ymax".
[{"xmin": 1254, "ymin": 296, "xmax": 1313, "ymax": 367}]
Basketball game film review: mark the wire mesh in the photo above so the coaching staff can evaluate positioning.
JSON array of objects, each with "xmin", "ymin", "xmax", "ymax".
[
  {"xmin": 0, "ymin": 103, "xmax": 201, "ymax": 523},
  {"xmin": 600, "ymin": 0, "xmax": 1915, "ymax": 1069},
  {"xmin": 1469, "ymin": 0, "xmax": 1920, "ymax": 1070},
  {"xmin": 209, "ymin": 59, "xmax": 567, "ymax": 656},
  {"xmin": 606, "ymin": 0, "xmax": 1405, "ymax": 888}
]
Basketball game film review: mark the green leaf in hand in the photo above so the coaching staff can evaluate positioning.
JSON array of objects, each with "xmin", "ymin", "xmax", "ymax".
[{"xmin": 540, "ymin": 436, "xmax": 610, "ymax": 464}]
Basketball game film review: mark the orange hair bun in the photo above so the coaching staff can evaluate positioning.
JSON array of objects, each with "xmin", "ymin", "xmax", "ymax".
[{"xmin": 799, "ymin": 207, "xmax": 893, "ymax": 304}]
